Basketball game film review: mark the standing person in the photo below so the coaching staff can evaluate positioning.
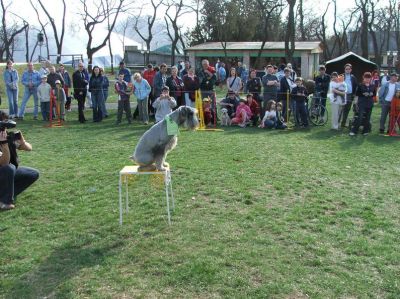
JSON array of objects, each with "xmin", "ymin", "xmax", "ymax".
[
  {"xmin": 279, "ymin": 68, "xmax": 297, "ymax": 122},
  {"xmin": 314, "ymin": 66, "xmax": 331, "ymax": 117},
  {"xmin": 88, "ymin": 66, "xmax": 105, "ymax": 122},
  {"xmin": 241, "ymin": 64, "xmax": 249, "ymax": 93},
  {"xmin": 236, "ymin": 61, "xmax": 244, "ymax": 78},
  {"xmin": 378, "ymin": 73, "xmax": 400, "ymax": 134},
  {"xmin": 261, "ymin": 65, "xmax": 279, "ymax": 118},
  {"xmin": 328, "ymin": 72, "xmax": 347, "ymax": 130},
  {"xmin": 340, "ymin": 63, "xmax": 358, "ymax": 128},
  {"xmin": 133, "ymin": 72, "xmax": 151, "ymax": 124},
  {"xmin": 19, "ymin": 62, "xmax": 41, "ymax": 120},
  {"xmin": 291, "ymin": 77, "xmax": 309, "ymax": 128},
  {"xmin": 226, "ymin": 67, "xmax": 242, "ymax": 96},
  {"xmin": 180, "ymin": 61, "xmax": 191, "ymax": 77},
  {"xmin": 46, "ymin": 66, "xmax": 64, "ymax": 89},
  {"xmin": 152, "ymin": 86, "xmax": 177, "ymax": 123},
  {"xmin": 143, "ymin": 64, "xmax": 157, "ymax": 115},
  {"xmin": 246, "ymin": 69, "xmax": 262, "ymax": 105},
  {"xmin": 118, "ymin": 61, "xmax": 131, "ymax": 83},
  {"xmin": 182, "ymin": 67, "xmax": 200, "ymax": 108},
  {"xmin": 380, "ymin": 70, "xmax": 390, "ymax": 86},
  {"xmin": 218, "ymin": 62, "xmax": 226, "ymax": 90},
  {"xmin": 0, "ymin": 111, "xmax": 39, "ymax": 211},
  {"xmin": 72, "ymin": 62, "xmax": 88, "ymax": 123},
  {"xmin": 153, "ymin": 63, "xmax": 168, "ymax": 99},
  {"xmin": 114, "ymin": 73, "xmax": 133, "ymax": 124},
  {"xmin": 286, "ymin": 63, "xmax": 297, "ymax": 81},
  {"xmin": 57, "ymin": 64, "xmax": 72, "ymax": 111},
  {"xmin": 52, "ymin": 80, "xmax": 66, "ymax": 121},
  {"xmin": 38, "ymin": 60, "xmax": 49, "ymax": 77},
  {"xmin": 3, "ymin": 60, "xmax": 19, "ymax": 119},
  {"xmin": 82, "ymin": 64, "xmax": 92, "ymax": 108},
  {"xmin": 350, "ymin": 72, "xmax": 376, "ymax": 136},
  {"xmin": 166, "ymin": 66, "xmax": 184, "ymax": 107},
  {"xmin": 198, "ymin": 59, "xmax": 217, "ymax": 100},
  {"xmin": 37, "ymin": 75, "xmax": 51, "ymax": 121},
  {"xmin": 99, "ymin": 68, "xmax": 109, "ymax": 118}
]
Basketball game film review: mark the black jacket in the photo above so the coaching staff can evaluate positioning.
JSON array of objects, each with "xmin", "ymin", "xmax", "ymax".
[{"xmin": 72, "ymin": 70, "xmax": 88, "ymax": 96}]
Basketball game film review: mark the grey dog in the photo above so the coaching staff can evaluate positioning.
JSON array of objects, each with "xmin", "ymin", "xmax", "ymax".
[{"xmin": 131, "ymin": 106, "xmax": 199, "ymax": 171}]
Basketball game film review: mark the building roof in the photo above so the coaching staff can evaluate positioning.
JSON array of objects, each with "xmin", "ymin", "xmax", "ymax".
[{"xmin": 185, "ymin": 41, "xmax": 322, "ymax": 53}]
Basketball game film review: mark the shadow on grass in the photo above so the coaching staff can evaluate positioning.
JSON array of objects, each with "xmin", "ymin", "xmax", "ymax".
[{"xmin": 7, "ymin": 238, "xmax": 124, "ymax": 299}]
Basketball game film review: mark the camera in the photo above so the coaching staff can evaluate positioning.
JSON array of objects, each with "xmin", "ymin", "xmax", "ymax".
[{"xmin": 0, "ymin": 119, "xmax": 16, "ymax": 131}]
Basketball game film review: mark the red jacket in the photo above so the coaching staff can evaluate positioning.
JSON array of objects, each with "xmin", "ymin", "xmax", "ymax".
[
  {"xmin": 247, "ymin": 100, "xmax": 260, "ymax": 116},
  {"xmin": 143, "ymin": 69, "xmax": 157, "ymax": 86}
]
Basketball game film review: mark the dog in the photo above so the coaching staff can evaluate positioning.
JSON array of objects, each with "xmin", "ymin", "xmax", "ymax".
[
  {"xmin": 131, "ymin": 106, "xmax": 199, "ymax": 171},
  {"xmin": 220, "ymin": 107, "xmax": 231, "ymax": 126}
]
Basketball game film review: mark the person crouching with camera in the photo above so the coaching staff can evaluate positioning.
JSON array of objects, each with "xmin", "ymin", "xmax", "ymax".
[{"xmin": 0, "ymin": 110, "xmax": 39, "ymax": 210}]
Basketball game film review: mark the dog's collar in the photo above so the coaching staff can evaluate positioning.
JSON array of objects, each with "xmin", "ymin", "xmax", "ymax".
[{"xmin": 165, "ymin": 116, "xmax": 179, "ymax": 136}]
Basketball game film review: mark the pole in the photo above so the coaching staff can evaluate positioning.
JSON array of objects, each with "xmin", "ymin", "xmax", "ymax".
[{"xmin": 286, "ymin": 90, "xmax": 290, "ymax": 123}]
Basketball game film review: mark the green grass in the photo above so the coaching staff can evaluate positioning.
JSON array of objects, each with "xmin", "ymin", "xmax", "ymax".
[{"xmin": 0, "ymin": 102, "xmax": 399, "ymax": 298}]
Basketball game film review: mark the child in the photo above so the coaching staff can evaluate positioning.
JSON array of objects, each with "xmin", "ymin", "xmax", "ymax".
[
  {"xmin": 291, "ymin": 77, "xmax": 308, "ymax": 128},
  {"xmin": 115, "ymin": 73, "xmax": 133, "ymax": 124},
  {"xmin": 53, "ymin": 80, "xmax": 66, "ymax": 121},
  {"xmin": 37, "ymin": 75, "xmax": 51, "ymax": 121},
  {"xmin": 275, "ymin": 102, "xmax": 287, "ymax": 129},
  {"xmin": 246, "ymin": 94, "xmax": 260, "ymax": 126},
  {"xmin": 231, "ymin": 98, "xmax": 253, "ymax": 128},
  {"xmin": 259, "ymin": 100, "xmax": 276, "ymax": 129},
  {"xmin": 152, "ymin": 86, "xmax": 177, "ymax": 123},
  {"xmin": 203, "ymin": 97, "xmax": 212, "ymax": 126}
]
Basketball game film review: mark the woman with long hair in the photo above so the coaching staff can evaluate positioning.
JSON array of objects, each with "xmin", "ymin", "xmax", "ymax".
[
  {"xmin": 3, "ymin": 60, "xmax": 19, "ymax": 119},
  {"xmin": 88, "ymin": 66, "xmax": 105, "ymax": 122}
]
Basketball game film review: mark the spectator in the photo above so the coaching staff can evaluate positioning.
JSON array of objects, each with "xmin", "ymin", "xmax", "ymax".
[
  {"xmin": 133, "ymin": 72, "xmax": 151, "ymax": 125},
  {"xmin": 183, "ymin": 67, "xmax": 200, "ymax": 108},
  {"xmin": 218, "ymin": 62, "xmax": 227, "ymax": 89},
  {"xmin": 328, "ymin": 72, "xmax": 347, "ymax": 130},
  {"xmin": 153, "ymin": 63, "xmax": 168, "ymax": 99},
  {"xmin": 46, "ymin": 66, "xmax": 64, "ymax": 89},
  {"xmin": 241, "ymin": 64, "xmax": 249, "ymax": 93},
  {"xmin": 53, "ymin": 80, "xmax": 66, "ymax": 121},
  {"xmin": 286, "ymin": 63, "xmax": 297, "ymax": 81},
  {"xmin": 226, "ymin": 67, "xmax": 242, "ymax": 96},
  {"xmin": 19, "ymin": 62, "xmax": 41, "ymax": 120},
  {"xmin": 198, "ymin": 59, "xmax": 217, "ymax": 100},
  {"xmin": 276, "ymin": 64, "xmax": 286, "ymax": 81},
  {"xmin": 82, "ymin": 64, "xmax": 92, "ymax": 108},
  {"xmin": 236, "ymin": 61, "xmax": 244, "ymax": 77},
  {"xmin": 37, "ymin": 75, "xmax": 51, "ymax": 121},
  {"xmin": 114, "ymin": 73, "xmax": 132, "ymax": 124},
  {"xmin": 380, "ymin": 70, "xmax": 390, "ymax": 86},
  {"xmin": 3, "ymin": 60, "xmax": 19, "ymax": 119},
  {"xmin": 72, "ymin": 62, "xmax": 88, "ymax": 123},
  {"xmin": 350, "ymin": 72, "xmax": 376, "ymax": 136},
  {"xmin": 118, "ymin": 61, "xmax": 131, "ymax": 83},
  {"xmin": 58, "ymin": 64, "xmax": 72, "ymax": 111},
  {"xmin": 291, "ymin": 77, "xmax": 309, "ymax": 128},
  {"xmin": 246, "ymin": 69, "xmax": 262, "ymax": 104},
  {"xmin": 260, "ymin": 100, "xmax": 277, "ymax": 129},
  {"xmin": 143, "ymin": 64, "xmax": 157, "ymax": 115},
  {"xmin": 38, "ymin": 60, "xmax": 50, "ymax": 77},
  {"xmin": 88, "ymin": 66, "xmax": 105, "ymax": 122},
  {"xmin": 0, "ymin": 110, "xmax": 39, "ymax": 210},
  {"xmin": 166, "ymin": 66, "xmax": 184, "ymax": 107},
  {"xmin": 231, "ymin": 98, "xmax": 252, "ymax": 128},
  {"xmin": 314, "ymin": 65, "xmax": 331, "ymax": 117},
  {"xmin": 220, "ymin": 91, "xmax": 239, "ymax": 118},
  {"xmin": 262, "ymin": 65, "xmax": 279, "ymax": 118},
  {"xmin": 152, "ymin": 86, "xmax": 177, "ymax": 123},
  {"xmin": 246, "ymin": 94, "xmax": 260, "ymax": 127},
  {"xmin": 378, "ymin": 73, "xmax": 400, "ymax": 134},
  {"xmin": 339, "ymin": 63, "xmax": 358, "ymax": 128},
  {"xmin": 99, "ymin": 68, "xmax": 109, "ymax": 118},
  {"xmin": 275, "ymin": 102, "xmax": 287, "ymax": 129},
  {"xmin": 180, "ymin": 61, "xmax": 191, "ymax": 77}
]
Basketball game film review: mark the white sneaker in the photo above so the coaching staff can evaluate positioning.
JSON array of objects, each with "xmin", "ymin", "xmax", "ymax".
[
  {"xmin": 349, "ymin": 132, "xmax": 356, "ymax": 136},
  {"xmin": 363, "ymin": 132, "xmax": 368, "ymax": 136}
]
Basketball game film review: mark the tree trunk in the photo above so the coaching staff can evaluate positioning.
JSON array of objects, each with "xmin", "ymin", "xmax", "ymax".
[{"xmin": 285, "ymin": 0, "xmax": 296, "ymax": 62}]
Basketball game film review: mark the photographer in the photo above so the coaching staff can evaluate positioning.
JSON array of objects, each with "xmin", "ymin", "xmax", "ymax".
[
  {"xmin": 0, "ymin": 111, "xmax": 39, "ymax": 210},
  {"xmin": 152, "ymin": 86, "xmax": 177, "ymax": 123}
]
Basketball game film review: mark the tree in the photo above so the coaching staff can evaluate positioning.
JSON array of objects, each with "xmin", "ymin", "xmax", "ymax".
[
  {"xmin": 0, "ymin": 0, "xmax": 29, "ymax": 61},
  {"xmin": 284, "ymin": 0, "xmax": 296, "ymax": 62},
  {"xmin": 132, "ymin": 0, "xmax": 163, "ymax": 65},
  {"xmin": 78, "ymin": 0, "xmax": 126, "ymax": 71},
  {"xmin": 34, "ymin": 0, "xmax": 66, "ymax": 64},
  {"xmin": 30, "ymin": 0, "xmax": 50, "ymax": 60}
]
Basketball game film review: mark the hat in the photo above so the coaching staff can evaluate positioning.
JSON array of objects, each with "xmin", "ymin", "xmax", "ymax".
[
  {"xmin": 161, "ymin": 86, "xmax": 169, "ymax": 91},
  {"xmin": 228, "ymin": 90, "xmax": 235, "ymax": 95},
  {"xmin": 55, "ymin": 80, "xmax": 61, "ymax": 84},
  {"xmin": 41, "ymin": 75, "xmax": 47, "ymax": 79}
]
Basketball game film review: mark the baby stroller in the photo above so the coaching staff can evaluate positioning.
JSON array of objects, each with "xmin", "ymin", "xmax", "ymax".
[{"xmin": 349, "ymin": 103, "xmax": 370, "ymax": 133}]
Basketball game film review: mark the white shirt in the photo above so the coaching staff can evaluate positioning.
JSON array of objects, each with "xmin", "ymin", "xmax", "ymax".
[
  {"xmin": 385, "ymin": 82, "xmax": 396, "ymax": 102},
  {"xmin": 262, "ymin": 110, "xmax": 276, "ymax": 122}
]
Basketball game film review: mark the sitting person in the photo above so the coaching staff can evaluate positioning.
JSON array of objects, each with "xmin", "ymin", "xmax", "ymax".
[
  {"xmin": 275, "ymin": 102, "xmax": 287, "ymax": 129},
  {"xmin": 231, "ymin": 98, "xmax": 253, "ymax": 128},
  {"xmin": 260, "ymin": 100, "xmax": 277, "ymax": 129},
  {"xmin": 0, "ymin": 110, "xmax": 39, "ymax": 210},
  {"xmin": 220, "ymin": 90, "xmax": 240, "ymax": 118},
  {"xmin": 246, "ymin": 94, "xmax": 260, "ymax": 127},
  {"xmin": 152, "ymin": 86, "xmax": 177, "ymax": 123}
]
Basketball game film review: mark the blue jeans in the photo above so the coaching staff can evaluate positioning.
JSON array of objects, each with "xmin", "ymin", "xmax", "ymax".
[
  {"xmin": 19, "ymin": 87, "xmax": 39, "ymax": 118},
  {"xmin": 0, "ymin": 164, "xmax": 39, "ymax": 204},
  {"xmin": 6, "ymin": 87, "xmax": 18, "ymax": 117},
  {"xmin": 101, "ymin": 90, "xmax": 108, "ymax": 117},
  {"xmin": 91, "ymin": 91, "xmax": 104, "ymax": 122},
  {"xmin": 40, "ymin": 102, "xmax": 50, "ymax": 120},
  {"xmin": 264, "ymin": 117, "xmax": 276, "ymax": 129}
]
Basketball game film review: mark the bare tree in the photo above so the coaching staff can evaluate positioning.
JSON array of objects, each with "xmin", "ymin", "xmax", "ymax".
[
  {"xmin": 30, "ymin": 0, "xmax": 50, "ymax": 60},
  {"xmin": 185, "ymin": 0, "xmax": 204, "ymax": 44},
  {"xmin": 355, "ymin": 0, "xmax": 370, "ymax": 58},
  {"xmin": 114, "ymin": 17, "xmax": 131, "ymax": 56},
  {"xmin": 35, "ymin": 0, "xmax": 66, "ymax": 64},
  {"xmin": 78, "ymin": 0, "xmax": 126, "ymax": 71},
  {"xmin": 0, "ymin": 0, "xmax": 29, "ymax": 61},
  {"xmin": 132, "ymin": 0, "xmax": 163, "ymax": 65},
  {"xmin": 164, "ymin": 0, "xmax": 188, "ymax": 66},
  {"xmin": 284, "ymin": 0, "xmax": 296, "ymax": 62},
  {"xmin": 315, "ymin": 2, "xmax": 332, "ymax": 62}
]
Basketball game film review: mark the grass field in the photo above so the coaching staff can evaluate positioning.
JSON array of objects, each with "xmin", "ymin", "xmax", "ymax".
[{"xmin": 0, "ymin": 101, "xmax": 399, "ymax": 298}]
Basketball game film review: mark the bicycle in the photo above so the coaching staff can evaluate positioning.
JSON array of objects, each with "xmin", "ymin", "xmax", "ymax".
[{"xmin": 307, "ymin": 92, "xmax": 328, "ymax": 126}]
